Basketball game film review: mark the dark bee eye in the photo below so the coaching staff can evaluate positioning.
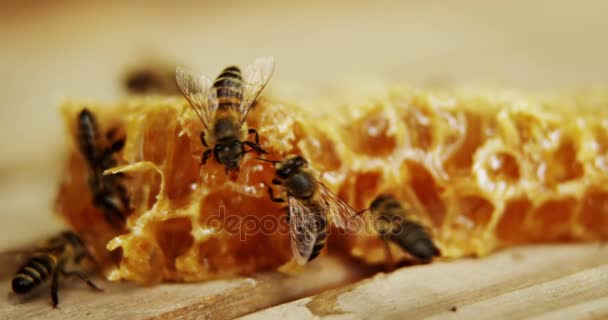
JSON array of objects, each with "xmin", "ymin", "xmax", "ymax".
[
  {"xmin": 277, "ymin": 168, "xmax": 291, "ymax": 179},
  {"xmin": 294, "ymin": 156, "xmax": 307, "ymax": 167}
]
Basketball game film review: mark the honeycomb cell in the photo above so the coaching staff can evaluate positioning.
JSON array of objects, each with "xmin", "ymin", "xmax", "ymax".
[
  {"xmin": 580, "ymin": 188, "xmax": 608, "ymax": 238},
  {"xmin": 198, "ymin": 236, "xmax": 232, "ymax": 274},
  {"xmin": 153, "ymin": 217, "xmax": 194, "ymax": 270},
  {"xmin": 444, "ymin": 113, "xmax": 485, "ymax": 171},
  {"xmin": 506, "ymin": 111, "xmax": 544, "ymax": 146},
  {"xmin": 197, "ymin": 188, "xmax": 292, "ymax": 276},
  {"xmin": 298, "ymin": 129, "xmax": 342, "ymax": 172},
  {"xmin": 487, "ymin": 152, "xmax": 520, "ymax": 182},
  {"xmin": 474, "ymin": 149, "xmax": 521, "ymax": 194},
  {"xmin": 347, "ymin": 109, "xmax": 397, "ymax": 157},
  {"xmin": 164, "ymin": 130, "xmax": 200, "ymax": 202},
  {"xmin": 496, "ymin": 198, "xmax": 533, "ymax": 244},
  {"xmin": 141, "ymin": 109, "xmax": 179, "ymax": 165},
  {"xmin": 437, "ymin": 109, "xmax": 467, "ymax": 152},
  {"xmin": 454, "ymin": 196, "xmax": 494, "ymax": 233},
  {"xmin": 352, "ymin": 171, "xmax": 383, "ymax": 210},
  {"xmin": 402, "ymin": 107, "xmax": 433, "ymax": 150},
  {"xmin": 537, "ymin": 138, "xmax": 584, "ymax": 188},
  {"xmin": 402, "ymin": 160, "xmax": 445, "ymax": 226},
  {"xmin": 529, "ymin": 198, "xmax": 577, "ymax": 241}
]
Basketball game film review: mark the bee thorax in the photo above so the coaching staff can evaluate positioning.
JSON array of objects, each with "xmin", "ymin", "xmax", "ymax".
[
  {"xmin": 285, "ymin": 172, "xmax": 316, "ymax": 200},
  {"xmin": 212, "ymin": 117, "xmax": 241, "ymax": 141}
]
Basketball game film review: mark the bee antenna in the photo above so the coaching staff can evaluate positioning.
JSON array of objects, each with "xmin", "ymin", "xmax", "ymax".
[
  {"xmin": 256, "ymin": 157, "xmax": 280, "ymax": 164},
  {"xmin": 354, "ymin": 207, "xmax": 370, "ymax": 216}
]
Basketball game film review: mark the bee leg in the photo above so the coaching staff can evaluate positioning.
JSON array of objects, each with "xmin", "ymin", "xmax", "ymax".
[
  {"xmin": 201, "ymin": 149, "xmax": 212, "ymax": 165},
  {"xmin": 248, "ymin": 128, "xmax": 260, "ymax": 145},
  {"xmin": 50, "ymin": 259, "xmax": 67, "ymax": 308},
  {"xmin": 51, "ymin": 271, "xmax": 60, "ymax": 308},
  {"xmin": 200, "ymin": 132, "xmax": 209, "ymax": 148},
  {"xmin": 283, "ymin": 206, "xmax": 290, "ymax": 223},
  {"xmin": 244, "ymin": 141, "xmax": 268, "ymax": 155},
  {"xmin": 381, "ymin": 238, "xmax": 396, "ymax": 272},
  {"xmin": 267, "ymin": 186, "xmax": 285, "ymax": 203},
  {"xmin": 60, "ymin": 269, "xmax": 103, "ymax": 292}
]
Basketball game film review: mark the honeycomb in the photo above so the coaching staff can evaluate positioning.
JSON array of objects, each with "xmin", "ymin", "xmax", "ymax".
[{"xmin": 55, "ymin": 87, "xmax": 608, "ymax": 283}]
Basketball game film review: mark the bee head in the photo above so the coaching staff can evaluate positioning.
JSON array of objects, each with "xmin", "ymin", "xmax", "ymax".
[
  {"xmin": 276, "ymin": 155, "xmax": 308, "ymax": 179},
  {"xmin": 61, "ymin": 230, "xmax": 85, "ymax": 248},
  {"xmin": 214, "ymin": 139, "xmax": 246, "ymax": 170}
]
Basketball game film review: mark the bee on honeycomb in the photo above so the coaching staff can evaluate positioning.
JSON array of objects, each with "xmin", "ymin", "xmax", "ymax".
[{"xmin": 56, "ymin": 85, "xmax": 608, "ymax": 283}]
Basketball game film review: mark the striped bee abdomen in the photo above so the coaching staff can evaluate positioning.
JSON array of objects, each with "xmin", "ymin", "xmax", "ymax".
[
  {"xmin": 308, "ymin": 212, "xmax": 327, "ymax": 262},
  {"xmin": 12, "ymin": 255, "xmax": 56, "ymax": 294},
  {"xmin": 389, "ymin": 221, "xmax": 440, "ymax": 261},
  {"xmin": 213, "ymin": 66, "xmax": 243, "ymax": 110},
  {"xmin": 77, "ymin": 109, "xmax": 99, "ymax": 166}
]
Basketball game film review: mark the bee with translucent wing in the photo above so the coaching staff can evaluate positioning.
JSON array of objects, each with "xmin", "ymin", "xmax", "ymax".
[
  {"xmin": 176, "ymin": 57, "xmax": 274, "ymax": 173},
  {"xmin": 358, "ymin": 194, "xmax": 440, "ymax": 268},
  {"xmin": 261, "ymin": 156, "xmax": 366, "ymax": 264}
]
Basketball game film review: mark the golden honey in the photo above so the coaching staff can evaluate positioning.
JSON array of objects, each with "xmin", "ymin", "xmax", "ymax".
[{"xmin": 55, "ymin": 87, "xmax": 608, "ymax": 283}]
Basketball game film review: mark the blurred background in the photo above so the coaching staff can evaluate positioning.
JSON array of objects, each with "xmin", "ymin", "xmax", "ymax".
[{"xmin": 1, "ymin": 0, "xmax": 608, "ymax": 249}]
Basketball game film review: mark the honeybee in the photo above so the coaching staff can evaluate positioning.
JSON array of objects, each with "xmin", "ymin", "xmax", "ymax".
[
  {"xmin": 176, "ymin": 57, "xmax": 273, "ymax": 173},
  {"xmin": 363, "ymin": 194, "xmax": 440, "ymax": 266},
  {"xmin": 77, "ymin": 108, "xmax": 130, "ymax": 228},
  {"xmin": 12, "ymin": 231, "xmax": 101, "ymax": 307},
  {"xmin": 262, "ymin": 156, "xmax": 364, "ymax": 264},
  {"xmin": 123, "ymin": 62, "xmax": 180, "ymax": 95}
]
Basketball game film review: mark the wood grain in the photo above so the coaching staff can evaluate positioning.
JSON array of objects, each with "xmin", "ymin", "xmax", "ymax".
[
  {"xmin": 4, "ymin": 244, "xmax": 606, "ymax": 319},
  {"xmin": 239, "ymin": 244, "xmax": 608, "ymax": 320},
  {"xmin": 0, "ymin": 255, "xmax": 375, "ymax": 320}
]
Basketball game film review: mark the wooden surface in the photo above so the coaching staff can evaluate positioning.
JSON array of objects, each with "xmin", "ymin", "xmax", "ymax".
[
  {"xmin": 1, "ymin": 244, "xmax": 606, "ymax": 319},
  {"xmin": 0, "ymin": 255, "xmax": 376, "ymax": 320},
  {"xmin": 240, "ymin": 244, "xmax": 608, "ymax": 320},
  {"xmin": 1, "ymin": 1, "xmax": 608, "ymax": 319}
]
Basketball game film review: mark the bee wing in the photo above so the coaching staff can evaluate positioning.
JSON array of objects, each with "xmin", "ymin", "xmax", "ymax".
[
  {"xmin": 288, "ymin": 196, "xmax": 319, "ymax": 265},
  {"xmin": 175, "ymin": 67, "xmax": 218, "ymax": 129},
  {"xmin": 238, "ymin": 56, "xmax": 275, "ymax": 124},
  {"xmin": 317, "ymin": 183, "xmax": 366, "ymax": 234}
]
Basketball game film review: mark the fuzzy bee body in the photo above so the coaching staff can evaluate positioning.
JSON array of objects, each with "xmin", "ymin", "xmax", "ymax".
[
  {"xmin": 123, "ymin": 62, "xmax": 181, "ymax": 95},
  {"xmin": 11, "ymin": 231, "xmax": 101, "ymax": 307},
  {"xmin": 289, "ymin": 193, "xmax": 328, "ymax": 263},
  {"xmin": 12, "ymin": 255, "xmax": 57, "ymax": 294},
  {"xmin": 176, "ymin": 57, "xmax": 274, "ymax": 173},
  {"xmin": 77, "ymin": 109, "xmax": 100, "ymax": 167},
  {"xmin": 300, "ymin": 201, "xmax": 327, "ymax": 262},
  {"xmin": 265, "ymin": 156, "xmax": 361, "ymax": 264},
  {"xmin": 77, "ymin": 108, "xmax": 129, "ymax": 228},
  {"xmin": 369, "ymin": 194, "xmax": 440, "ymax": 262},
  {"xmin": 214, "ymin": 65, "xmax": 243, "ymax": 110}
]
